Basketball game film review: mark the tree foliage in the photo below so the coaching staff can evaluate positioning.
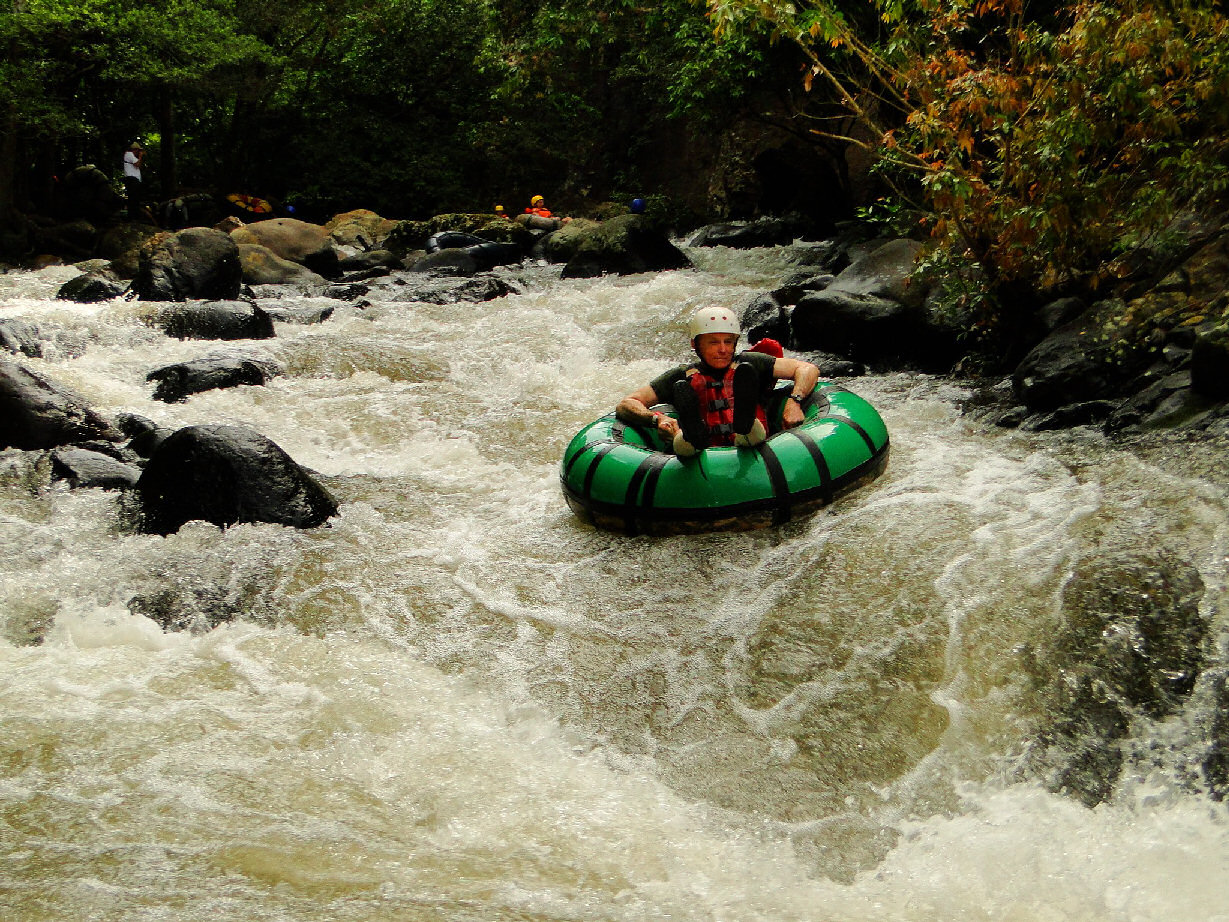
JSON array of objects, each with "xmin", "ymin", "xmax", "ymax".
[
  {"xmin": 705, "ymin": 0, "xmax": 1229, "ymax": 335},
  {"xmin": 5, "ymin": 0, "xmax": 1229, "ymax": 310}
]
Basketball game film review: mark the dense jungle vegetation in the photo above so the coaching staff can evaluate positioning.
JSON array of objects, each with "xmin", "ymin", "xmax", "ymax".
[{"xmin": 3, "ymin": 0, "xmax": 1229, "ymax": 332}]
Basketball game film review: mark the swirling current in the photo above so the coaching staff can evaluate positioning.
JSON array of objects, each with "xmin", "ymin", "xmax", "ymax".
[{"xmin": 1, "ymin": 245, "xmax": 1227, "ymax": 921}]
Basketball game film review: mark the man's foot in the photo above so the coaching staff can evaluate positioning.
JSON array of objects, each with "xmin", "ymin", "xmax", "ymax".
[
  {"xmin": 734, "ymin": 419, "xmax": 767, "ymax": 447},
  {"xmin": 672, "ymin": 380, "xmax": 708, "ymax": 455},
  {"xmin": 731, "ymin": 363, "xmax": 760, "ymax": 437},
  {"xmin": 673, "ymin": 431, "xmax": 701, "ymax": 457}
]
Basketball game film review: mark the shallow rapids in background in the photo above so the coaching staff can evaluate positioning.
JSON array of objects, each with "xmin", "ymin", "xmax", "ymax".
[{"xmin": 2, "ymin": 246, "xmax": 1228, "ymax": 921}]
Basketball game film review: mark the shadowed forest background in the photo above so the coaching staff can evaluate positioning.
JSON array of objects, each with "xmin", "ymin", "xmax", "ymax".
[{"xmin": 3, "ymin": 0, "xmax": 1229, "ymax": 338}]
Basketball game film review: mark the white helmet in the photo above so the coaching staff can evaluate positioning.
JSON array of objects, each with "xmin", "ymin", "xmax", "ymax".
[{"xmin": 687, "ymin": 306, "xmax": 740, "ymax": 341}]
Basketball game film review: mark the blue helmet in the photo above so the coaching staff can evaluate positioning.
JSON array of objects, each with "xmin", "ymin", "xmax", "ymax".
[{"xmin": 630, "ymin": 198, "xmax": 646, "ymax": 214}]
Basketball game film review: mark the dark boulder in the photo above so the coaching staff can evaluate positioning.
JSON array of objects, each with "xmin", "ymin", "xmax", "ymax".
[
  {"xmin": 151, "ymin": 300, "xmax": 275, "ymax": 341},
  {"xmin": 133, "ymin": 228, "xmax": 243, "ymax": 301},
  {"xmin": 0, "ymin": 209, "xmax": 31, "ymax": 259},
  {"xmin": 790, "ymin": 290, "xmax": 920, "ymax": 363},
  {"xmin": 685, "ymin": 217, "xmax": 802, "ymax": 249},
  {"xmin": 821, "ymin": 239, "xmax": 929, "ymax": 310},
  {"xmin": 31, "ymin": 218, "xmax": 99, "ymax": 261},
  {"xmin": 787, "ymin": 237, "xmax": 960, "ymax": 369},
  {"xmin": 136, "ymin": 424, "xmax": 338, "ymax": 534},
  {"xmin": 147, "ymin": 351, "xmax": 284, "ymax": 402},
  {"xmin": 1105, "ymin": 371, "xmax": 1219, "ymax": 431},
  {"xmin": 118, "ymin": 414, "xmax": 175, "ymax": 459},
  {"xmin": 790, "ymin": 349, "xmax": 866, "ymax": 377},
  {"xmin": 56, "ymin": 271, "xmax": 126, "ymax": 303},
  {"xmin": 56, "ymin": 165, "xmax": 123, "ymax": 225},
  {"xmin": 561, "ymin": 214, "xmax": 691, "ymax": 278},
  {"xmin": 771, "ymin": 270, "xmax": 834, "ymax": 306},
  {"xmin": 338, "ymin": 250, "xmax": 403, "ymax": 272},
  {"xmin": 1012, "ymin": 307, "xmax": 1123, "ymax": 411},
  {"xmin": 0, "ymin": 355, "xmax": 122, "ymax": 450},
  {"xmin": 409, "ymin": 249, "xmax": 481, "ymax": 276},
  {"xmin": 1204, "ymin": 674, "xmax": 1229, "ymax": 799},
  {"xmin": 321, "ymin": 283, "xmax": 371, "ymax": 301},
  {"xmin": 260, "ymin": 301, "xmax": 336, "ymax": 324},
  {"xmin": 424, "ymin": 232, "xmax": 524, "ymax": 271},
  {"xmin": 1019, "ymin": 400, "xmax": 1120, "ymax": 431},
  {"xmin": 739, "ymin": 293, "xmax": 790, "ymax": 345},
  {"xmin": 394, "ymin": 275, "xmax": 516, "ymax": 305},
  {"xmin": 50, "ymin": 447, "xmax": 142, "ymax": 490},
  {"xmin": 339, "ymin": 265, "xmax": 391, "ymax": 283}
]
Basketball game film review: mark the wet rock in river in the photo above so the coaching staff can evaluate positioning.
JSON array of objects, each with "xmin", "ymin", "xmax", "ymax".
[
  {"xmin": 560, "ymin": 214, "xmax": 692, "ymax": 278},
  {"xmin": 55, "ymin": 270, "xmax": 126, "ymax": 303},
  {"xmin": 147, "ymin": 351, "xmax": 284, "ymax": 402},
  {"xmin": 0, "ymin": 355, "xmax": 123, "ymax": 450},
  {"xmin": 1201, "ymin": 673, "xmax": 1229, "ymax": 799},
  {"xmin": 150, "ymin": 299, "xmax": 275, "ymax": 341},
  {"xmin": 136, "ymin": 424, "xmax": 338, "ymax": 534},
  {"xmin": 133, "ymin": 227, "xmax": 243, "ymax": 301},
  {"xmin": 231, "ymin": 217, "xmax": 342, "ymax": 280},
  {"xmin": 50, "ymin": 447, "xmax": 142, "ymax": 490},
  {"xmin": 236, "ymin": 242, "xmax": 327, "ymax": 288}
]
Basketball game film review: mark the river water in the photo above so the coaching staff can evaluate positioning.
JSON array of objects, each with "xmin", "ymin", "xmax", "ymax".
[{"xmin": 2, "ymin": 246, "xmax": 1228, "ymax": 921}]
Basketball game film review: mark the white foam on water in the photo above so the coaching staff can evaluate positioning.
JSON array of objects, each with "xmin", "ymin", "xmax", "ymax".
[
  {"xmin": 7, "ymin": 607, "xmax": 1229, "ymax": 922},
  {"xmin": 4, "ymin": 253, "xmax": 1229, "ymax": 921}
]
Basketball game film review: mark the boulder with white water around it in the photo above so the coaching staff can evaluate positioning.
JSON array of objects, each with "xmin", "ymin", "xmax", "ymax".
[
  {"xmin": 50, "ymin": 447, "xmax": 142, "ymax": 490},
  {"xmin": 686, "ymin": 217, "xmax": 804, "ymax": 249},
  {"xmin": 133, "ymin": 227, "xmax": 243, "ymax": 301},
  {"xmin": 56, "ymin": 269, "xmax": 126, "ymax": 303},
  {"xmin": 146, "ymin": 351, "xmax": 285, "ymax": 403},
  {"xmin": 0, "ymin": 319, "xmax": 44, "ymax": 358},
  {"xmin": 136, "ymin": 424, "xmax": 338, "ymax": 535},
  {"xmin": 559, "ymin": 214, "xmax": 692, "ymax": 278},
  {"xmin": 149, "ymin": 300, "xmax": 276, "ymax": 341},
  {"xmin": 0, "ymin": 355, "xmax": 123, "ymax": 450}
]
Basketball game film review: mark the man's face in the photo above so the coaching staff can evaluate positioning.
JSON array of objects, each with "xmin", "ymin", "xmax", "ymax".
[{"xmin": 694, "ymin": 332, "xmax": 738, "ymax": 370}]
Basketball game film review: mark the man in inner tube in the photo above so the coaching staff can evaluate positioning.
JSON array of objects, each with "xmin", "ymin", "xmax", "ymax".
[{"xmin": 616, "ymin": 306, "xmax": 819, "ymax": 457}]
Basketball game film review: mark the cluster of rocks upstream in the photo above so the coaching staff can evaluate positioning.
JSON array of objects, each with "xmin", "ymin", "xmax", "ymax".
[
  {"xmin": 0, "ymin": 205, "xmax": 695, "ymax": 536},
  {"xmin": 5, "ymin": 203, "xmax": 1229, "ymax": 543}
]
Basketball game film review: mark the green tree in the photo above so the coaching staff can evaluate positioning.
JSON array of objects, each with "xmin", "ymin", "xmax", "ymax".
[
  {"xmin": 490, "ymin": 0, "xmax": 800, "ymax": 208},
  {"xmin": 704, "ymin": 0, "xmax": 1229, "ymax": 344}
]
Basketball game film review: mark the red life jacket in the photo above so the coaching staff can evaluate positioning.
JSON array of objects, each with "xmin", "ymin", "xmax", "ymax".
[
  {"xmin": 525, "ymin": 207, "xmax": 553, "ymax": 217},
  {"xmin": 684, "ymin": 362, "xmax": 768, "ymax": 446}
]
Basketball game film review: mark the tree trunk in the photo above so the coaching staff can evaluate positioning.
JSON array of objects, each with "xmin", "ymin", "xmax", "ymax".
[
  {"xmin": 0, "ymin": 0, "xmax": 23, "ymax": 214},
  {"xmin": 157, "ymin": 82, "xmax": 176, "ymax": 198}
]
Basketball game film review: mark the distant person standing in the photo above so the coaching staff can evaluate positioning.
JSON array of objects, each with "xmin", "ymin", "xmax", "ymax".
[{"xmin": 122, "ymin": 141, "xmax": 145, "ymax": 217}]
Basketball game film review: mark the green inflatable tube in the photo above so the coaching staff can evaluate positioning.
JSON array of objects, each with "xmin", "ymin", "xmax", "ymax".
[{"xmin": 560, "ymin": 382, "xmax": 890, "ymax": 535}]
